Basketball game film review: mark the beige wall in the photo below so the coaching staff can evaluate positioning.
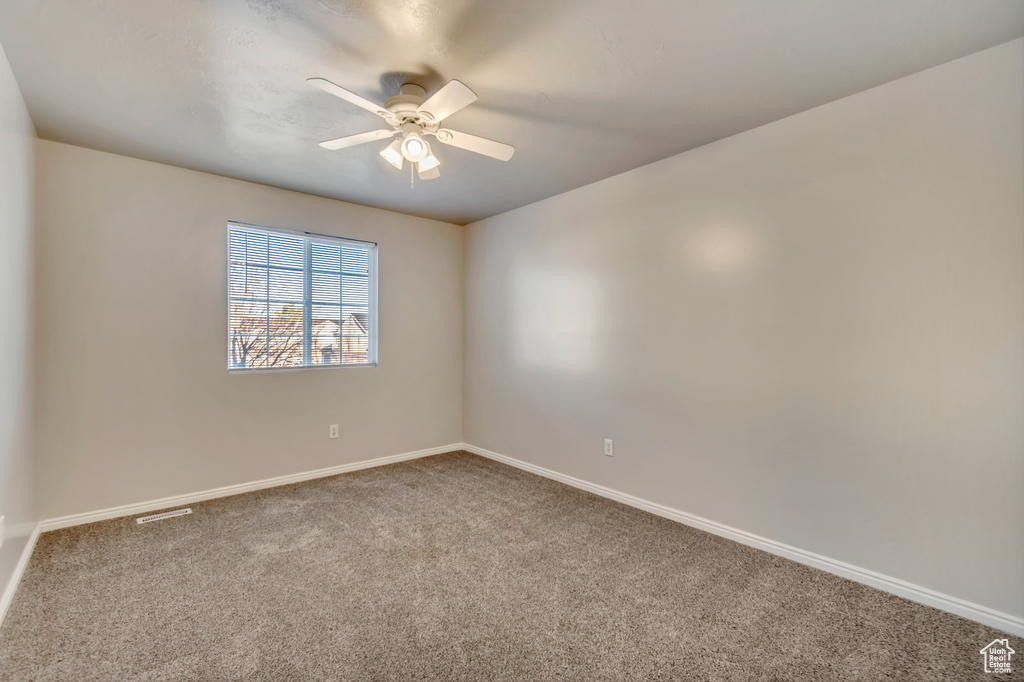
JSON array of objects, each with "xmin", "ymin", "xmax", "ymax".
[
  {"xmin": 34, "ymin": 141, "xmax": 464, "ymax": 519},
  {"xmin": 464, "ymin": 39, "xmax": 1024, "ymax": 619},
  {"xmin": 0, "ymin": 40, "xmax": 36, "ymax": 595}
]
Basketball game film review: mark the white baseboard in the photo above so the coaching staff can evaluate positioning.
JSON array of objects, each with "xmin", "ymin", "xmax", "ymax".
[
  {"xmin": 461, "ymin": 443, "xmax": 1024, "ymax": 637},
  {"xmin": 0, "ymin": 523, "xmax": 42, "ymax": 629},
  {"xmin": 39, "ymin": 443, "xmax": 462, "ymax": 532}
]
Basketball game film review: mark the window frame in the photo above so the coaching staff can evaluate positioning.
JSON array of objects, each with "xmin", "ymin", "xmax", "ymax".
[{"xmin": 226, "ymin": 221, "xmax": 378, "ymax": 373}]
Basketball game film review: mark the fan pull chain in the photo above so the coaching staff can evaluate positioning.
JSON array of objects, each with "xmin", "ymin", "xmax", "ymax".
[{"xmin": 410, "ymin": 162, "xmax": 414, "ymax": 189}]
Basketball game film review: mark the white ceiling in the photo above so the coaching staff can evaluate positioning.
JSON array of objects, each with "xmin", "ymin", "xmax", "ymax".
[{"xmin": 1, "ymin": 1, "xmax": 1022, "ymax": 225}]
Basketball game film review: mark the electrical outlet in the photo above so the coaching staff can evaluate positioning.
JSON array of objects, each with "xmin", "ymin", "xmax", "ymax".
[
  {"xmin": 329, "ymin": 424, "xmax": 339, "ymax": 439},
  {"xmin": 604, "ymin": 439, "xmax": 613, "ymax": 457}
]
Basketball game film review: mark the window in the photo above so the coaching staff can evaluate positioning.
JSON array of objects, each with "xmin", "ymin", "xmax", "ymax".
[{"xmin": 228, "ymin": 222, "xmax": 377, "ymax": 370}]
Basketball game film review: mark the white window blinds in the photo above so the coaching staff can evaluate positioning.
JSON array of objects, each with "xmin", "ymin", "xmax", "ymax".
[{"xmin": 228, "ymin": 223, "xmax": 377, "ymax": 370}]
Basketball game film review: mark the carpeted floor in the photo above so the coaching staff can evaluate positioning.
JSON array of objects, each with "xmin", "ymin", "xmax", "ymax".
[{"xmin": 0, "ymin": 451, "xmax": 1016, "ymax": 681}]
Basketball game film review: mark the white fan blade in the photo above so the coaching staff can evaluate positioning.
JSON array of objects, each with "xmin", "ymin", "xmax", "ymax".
[
  {"xmin": 319, "ymin": 129, "xmax": 396, "ymax": 151},
  {"xmin": 417, "ymin": 165, "xmax": 440, "ymax": 180},
  {"xmin": 433, "ymin": 129, "xmax": 514, "ymax": 161},
  {"xmin": 308, "ymin": 78, "xmax": 395, "ymax": 122},
  {"xmin": 417, "ymin": 80, "xmax": 477, "ymax": 123}
]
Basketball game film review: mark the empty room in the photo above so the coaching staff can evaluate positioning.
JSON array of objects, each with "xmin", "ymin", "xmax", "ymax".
[{"xmin": 0, "ymin": 1, "xmax": 1022, "ymax": 679}]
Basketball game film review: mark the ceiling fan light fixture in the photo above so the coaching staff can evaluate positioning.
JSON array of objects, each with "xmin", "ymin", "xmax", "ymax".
[
  {"xmin": 419, "ymin": 150, "xmax": 440, "ymax": 172},
  {"xmin": 380, "ymin": 139, "xmax": 404, "ymax": 169},
  {"xmin": 418, "ymin": 164, "xmax": 440, "ymax": 180},
  {"xmin": 401, "ymin": 133, "xmax": 428, "ymax": 162}
]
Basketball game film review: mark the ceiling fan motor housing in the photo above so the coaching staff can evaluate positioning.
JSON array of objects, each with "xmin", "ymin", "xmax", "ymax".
[
  {"xmin": 385, "ymin": 84, "xmax": 427, "ymax": 118},
  {"xmin": 383, "ymin": 83, "xmax": 442, "ymax": 139}
]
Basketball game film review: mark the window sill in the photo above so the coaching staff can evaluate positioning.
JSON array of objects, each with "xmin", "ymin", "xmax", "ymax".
[{"xmin": 227, "ymin": 362, "xmax": 377, "ymax": 374}]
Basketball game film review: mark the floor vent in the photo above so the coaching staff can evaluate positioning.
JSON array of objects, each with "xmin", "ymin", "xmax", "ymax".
[{"xmin": 136, "ymin": 508, "xmax": 192, "ymax": 525}]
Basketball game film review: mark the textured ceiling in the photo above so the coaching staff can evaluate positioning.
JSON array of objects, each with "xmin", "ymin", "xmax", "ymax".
[{"xmin": 1, "ymin": 0, "xmax": 1022, "ymax": 225}]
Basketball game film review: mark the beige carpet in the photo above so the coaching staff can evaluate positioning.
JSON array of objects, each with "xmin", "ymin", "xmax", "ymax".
[{"xmin": 0, "ymin": 451, "xmax": 1017, "ymax": 681}]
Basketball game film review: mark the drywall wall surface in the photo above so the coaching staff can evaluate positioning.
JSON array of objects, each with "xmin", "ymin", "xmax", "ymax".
[
  {"xmin": 464, "ymin": 39, "xmax": 1024, "ymax": 618},
  {"xmin": 0, "ymin": 40, "xmax": 36, "ymax": 594},
  {"xmin": 35, "ymin": 142, "xmax": 464, "ymax": 519}
]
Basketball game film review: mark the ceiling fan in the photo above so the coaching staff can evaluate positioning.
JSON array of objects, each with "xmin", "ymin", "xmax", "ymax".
[{"xmin": 308, "ymin": 77, "xmax": 515, "ymax": 181}]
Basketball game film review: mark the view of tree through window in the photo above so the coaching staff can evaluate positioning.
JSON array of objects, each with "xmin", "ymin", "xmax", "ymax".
[{"xmin": 228, "ymin": 224, "xmax": 376, "ymax": 370}]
